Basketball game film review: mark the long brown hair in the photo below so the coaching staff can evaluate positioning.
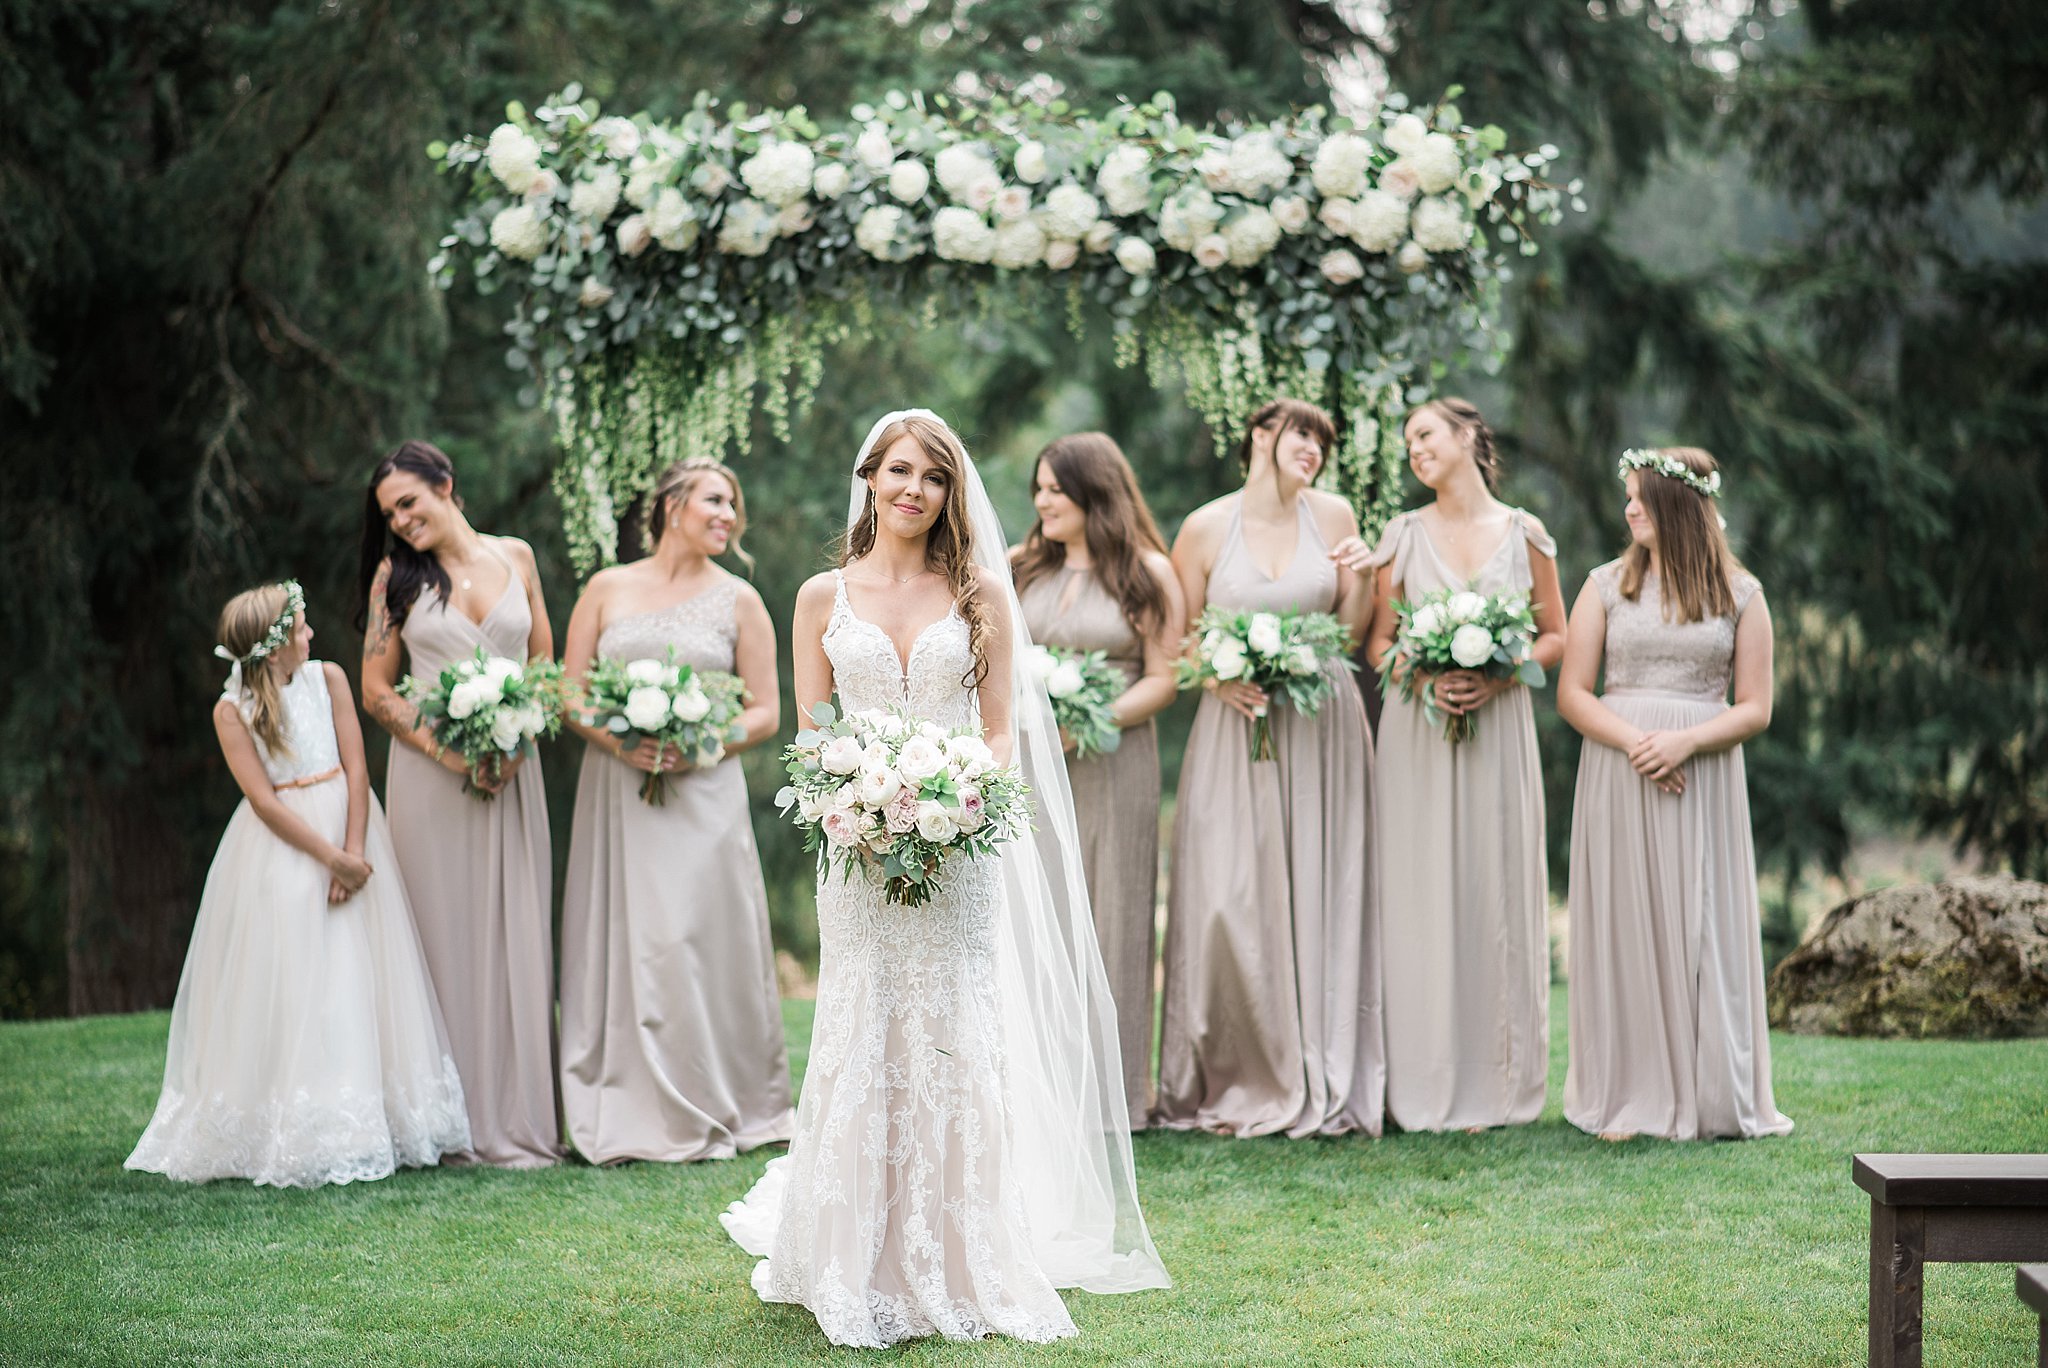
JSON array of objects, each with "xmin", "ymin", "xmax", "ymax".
[
  {"xmin": 1619, "ymin": 446, "xmax": 1740, "ymax": 623},
  {"xmin": 355, "ymin": 439, "xmax": 461, "ymax": 631},
  {"xmin": 649, "ymin": 456, "xmax": 754, "ymax": 571},
  {"xmin": 843, "ymin": 414, "xmax": 993, "ymax": 688},
  {"xmin": 1235, "ymin": 398, "xmax": 1337, "ymax": 480},
  {"xmin": 218, "ymin": 584, "xmax": 296, "ymax": 757},
  {"xmin": 1405, "ymin": 397, "xmax": 1502, "ymax": 492},
  {"xmin": 1011, "ymin": 433, "xmax": 1171, "ymax": 640}
]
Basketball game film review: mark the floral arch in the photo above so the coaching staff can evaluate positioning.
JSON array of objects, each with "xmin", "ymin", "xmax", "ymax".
[{"xmin": 434, "ymin": 85, "xmax": 1575, "ymax": 572}]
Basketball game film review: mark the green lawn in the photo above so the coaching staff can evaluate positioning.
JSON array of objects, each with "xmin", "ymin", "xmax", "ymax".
[{"xmin": 3, "ymin": 991, "xmax": 2043, "ymax": 1366}]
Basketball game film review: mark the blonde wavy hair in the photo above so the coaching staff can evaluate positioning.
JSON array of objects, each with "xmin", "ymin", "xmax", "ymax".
[{"xmin": 217, "ymin": 583, "xmax": 297, "ymax": 756}]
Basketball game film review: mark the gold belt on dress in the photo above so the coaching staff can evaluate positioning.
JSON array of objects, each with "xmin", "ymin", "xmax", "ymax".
[{"xmin": 273, "ymin": 765, "xmax": 343, "ymax": 790}]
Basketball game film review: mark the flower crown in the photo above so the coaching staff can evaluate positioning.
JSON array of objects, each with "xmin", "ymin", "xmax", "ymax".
[
  {"xmin": 214, "ymin": 580, "xmax": 306, "ymax": 668},
  {"xmin": 1618, "ymin": 447, "xmax": 1722, "ymax": 498}
]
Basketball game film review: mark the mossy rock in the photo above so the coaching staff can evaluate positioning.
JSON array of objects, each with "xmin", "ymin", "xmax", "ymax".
[{"xmin": 1766, "ymin": 874, "xmax": 2048, "ymax": 1038}]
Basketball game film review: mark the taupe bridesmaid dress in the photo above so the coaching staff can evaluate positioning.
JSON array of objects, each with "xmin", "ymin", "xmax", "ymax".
[
  {"xmin": 1563, "ymin": 561, "xmax": 1792, "ymax": 1140},
  {"xmin": 559, "ymin": 578, "xmax": 794, "ymax": 1163},
  {"xmin": 1019, "ymin": 565, "xmax": 1159, "ymax": 1130},
  {"xmin": 1371, "ymin": 509, "xmax": 1552, "ymax": 1133},
  {"xmin": 385, "ymin": 540, "xmax": 562, "ymax": 1167},
  {"xmin": 1156, "ymin": 496, "xmax": 1383, "ymax": 1138}
]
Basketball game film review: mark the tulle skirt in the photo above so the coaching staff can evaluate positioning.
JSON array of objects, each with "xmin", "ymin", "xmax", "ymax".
[{"xmin": 125, "ymin": 777, "xmax": 470, "ymax": 1187}]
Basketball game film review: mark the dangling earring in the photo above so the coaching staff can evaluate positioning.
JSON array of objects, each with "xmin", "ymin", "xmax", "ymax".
[{"xmin": 668, "ymin": 517, "xmax": 679, "ymax": 529}]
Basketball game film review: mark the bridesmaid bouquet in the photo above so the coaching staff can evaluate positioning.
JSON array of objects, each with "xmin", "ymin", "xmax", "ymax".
[
  {"xmin": 1024, "ymin": 645, "xmax": 1123, "ymax": 758},
  {"xmin": 578, "ymin": 652, "xmax": 749, "ymax": 805},
  {"xmin": 1177, "ymin": 607, "xmax": 1356, "ymax": 762},
  {"xmin": 775, "ymin": 704, "xmax": 1030, "ymax": 908},
  {"xmin": 1381, "ymin": 587, "xmax": 1545, "ymax": 744},
  {"xmin": 399, "ymin": 648, "xmax": 567, "ymax": 799}
]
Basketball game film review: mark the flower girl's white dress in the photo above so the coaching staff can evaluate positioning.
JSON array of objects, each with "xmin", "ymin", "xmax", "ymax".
[{"xmin": 126, "ymin": 661, "xmax": 469, "ymax": 1187}]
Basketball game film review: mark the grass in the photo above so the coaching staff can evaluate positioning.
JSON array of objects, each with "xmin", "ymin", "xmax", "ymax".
[{"xmin": 3, "ymin": 990, "xmax": 2043, "ymax": 1366}]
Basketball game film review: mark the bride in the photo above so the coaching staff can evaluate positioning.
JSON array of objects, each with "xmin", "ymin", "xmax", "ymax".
[{"xmin": 721, "ymin": 410, "xmax": 1169, "ymax": 1346}]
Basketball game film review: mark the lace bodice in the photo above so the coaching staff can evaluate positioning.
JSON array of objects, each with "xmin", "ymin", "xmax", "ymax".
[
  {"xmin": 234, "ymin": 661, "xmax": 341, "ymax": 785},
  {"xmin": 598, "ymin": 579, "xmax": 740, "ymax": 674},
  {"xmin": 822, "ymin": 572, "xmax": 977, "ymax": 729},
  {"xmin": 1592, "ymin": 560, "xmax": 1761, "ymax": 701}
]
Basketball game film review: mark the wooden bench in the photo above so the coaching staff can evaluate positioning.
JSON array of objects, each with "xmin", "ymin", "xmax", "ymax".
[
  {"xmin": 1854, "ymin": 1153, "xmax": 2048, "ymax": 1367},
  {"xmin": 2020, "ymin": 1265, "xmax": 2048, "ymax": 1368}
]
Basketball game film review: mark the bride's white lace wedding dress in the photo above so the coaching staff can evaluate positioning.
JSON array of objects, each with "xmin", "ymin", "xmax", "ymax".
[{"xmin": 722, "ymin": 573, "xmax": 1077, "ymax": 1347}]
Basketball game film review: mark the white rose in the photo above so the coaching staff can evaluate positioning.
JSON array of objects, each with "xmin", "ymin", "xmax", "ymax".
[
  {"xmin": 1448, "ymin": 591, "xmax": 1488, "ymax": 623},
  {"xmin": 854, "ymin": 205, "xmax": 905, "ymax": 259},
  {"xmin": 915, "ymin": 800, "xmax": 958, "ymax": 844},
  {"xmin": 1227, "ymin": 132, "xmax": 1292, "ymax": 196},
  {"xmin": 990, "ymin": 217, "xmax": 1046, "ymax": 269},
  {"xmin": 962, "ymin": 172, "xmax": 1001, "ymax": 213},
  {"xmin": 796, "ymin": 788, "xmax": 827, "ymax": 822},
  {"xmin": 1288, "ymin": 644, "xmax": 1320, "ymax": 675},
  {"xmin": 1397, "ymin": 240, "xmax": 1429, "ymax": 275},
  {"xmin": 935, "ymin": 143, "xmax": 993, "ymax": 200},
  {"xmin": 615, "ymin": 213, "xmax": 653, "ymax": 257},
  {"xmin": 1158, "ymin": 187, "xmax": 1221, "ymax": 251},
  {"xmin": 1349, "ymin": 189, "xmax": 1410, "ymax": 253},
  {"xmin": 623, "ymin": 685, "xmax": 672, "ymax": 732},
  {"xmin": 523, "ymin": 169, "xmax": 560, "ymax": 202},
  {"xmin": 471, "ymin": 675, "xmax": 505, "ymax": 708},
  {"xmin": 873, "ymin": 712, "xmax": 909, "ymax": 739},
  {"xmin": 994, "ymin": 184, "xmax": 1033, "ymax": 222},
  {"xmin": 1377, "ymin": 157, "xmax": 1423, "ymax": 203},
  {"xmin": 658, "ymin": 663, "xmax": 682, "ymax": 689},
  {"xmin": 482, "ymin": 656, "xmax": 523, "ymax": 683},
  {"xmin": 1210, "ymin": 642, "xmax": 1249, "ymax": 681},
  {"xmin": 1014, "ymin": 140, "xmax": 1048, "ymax": 184},
  {"xmin": 820, "ymin": 735, "xmax": 866, "ymax": 775},
  {"xmin": 855, "ymin": 124, "xmax": 895, "ymax": 172},
  {"xmin": 1223, "ymin": 207, "xmax": 1281, "ymax": 267},
  {"xmin": 578, "ymin": 277, "xmax": 614, "ymax": 309},
  {"xmin": 648, "ymin": 187, "xmax": 700, "ymax": 251},
  {"xmin": 812, "ymin": 162, "xmax": 850, "ymax": 199},
  {"xmin": 1410, "ymin": 195, "xmax": 1471, "ymax": 252},
  {"xmin": 1319, "ymin": 248, "xmax": 1364, "ymax": 285},
  {"xmin": 1411, "ymin": 132, "xmax": 1462, "ymax": 193},
  {"xmin": 715, "ymin": 197, "xmax": 778, "ymax": 257},
  {"xmin": 1043, "ymin": 238, "xmax": 1080, "ymax": 271},
  {"xmin": 1383, "ymin": 113, "xmax": 1430, "ymax": 158},
  {"xmin": 489, "ymin": 710, "xmax": 524, "ymax": 752},
  {"xmin": 1271, "ymin": 195, "xmax": 1311, "ymax": 234},
  {"xmin": 857, "ymin": 764, "xmax": 902, "ymax": 809},
  {"xmin": 1045, "ymin": 661, "xmax": 1086, "ymax": 699},
  {"xmin": 1095, "ymin": 145, "xmax": 1152, "ymax": 215},
  {"xmin": 569, "ymin": 168, "xmax": 623, "ymax": 223},
  {"xmin": 486, "ymin": 124, "xmax": 542, "ymax": 193},
  {"xmin": 944, "ymin": 734, "xmax": 995, "ymax": 775},
  {"xmin": 1195, "ymin": 147, "xmax": 1234, "ymax": 192},
  {"xmin": 488, "ymin": 204, "xmax": 546, "ymax": 261},
  {"xmin": 1247, "ymin": 612, "xmax": 1284, "ymax": 657},
  {"xmin": 1450, "ymin": 623, "xmax": 1496, "ymax": 669},
  {"xmin": 456, "ymin": 659, "xmax": 480, "ymax": 678},
  {"xmin": 691, "ymin": 160, "xmax": 733, "ymax": 198},
  {"xmin": 1318, "ymin": 197, "xmax": 1358, "ymax": 238},
  {"xmin": 1025, "ymin": 645, "xmax": 1059, "ymax": 680},
  {"xmin": 1311, "ymin": 131, "xmax": 1372, "ymax": 199},
  {"xmin": 1191, "ymin": 233, "xmax": 1229, "ymax": 270},
  {"xmin": 625, "ymin": 157, "xmax": 671, "ymax": 209},
  {"xmin": 1083, "ymin": 220, "xmax": 1116, "ymax": 253},
  {"xmin": 738, "ymin": 139, "xmax": 814, "ymax": 206},
  {"xmin": 591, "ymin": 116, "xmax": 640, "ymax": 160},
  {"xmin": 1042, "ymin": 183, "xmax": 1101, "ymax": 240},
  {"xmin": 671, "ymin": 687, "xmax": 711, "ymax": 723},
  {"xmin": 446, "ymin": 679, "xmax": 483, "ymax": 720},
  {"xmin": 774, "ymin": 199, "xmax": 815, "ymax": 237},
  {"xmin": 516, "ymin": 704, "xmax": 546, "ymax": 739},
  {"xmin": 916, "ymin": 720, "xmax": 946, "ymax": 741},
  {"xmin": 1409, "ymin": 601, "xmax": 1447, "ymax": 638},
  {"xmin": 932, "ymin": 205, "xmax": 996, "ymax": 263},
  {"xmin": 897, "ymin": 735, "xmax": 947, "ymax": 783},
  {"xmin": 887, "ymin": 158, "xmax": 930, "ymax": 203},
  {"xmin": 1114, "ymin": 235, "xmax": 1156, "ymax": 276}
]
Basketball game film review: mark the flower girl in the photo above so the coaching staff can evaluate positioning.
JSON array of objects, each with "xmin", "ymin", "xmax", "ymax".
[{"xmin": 126, "ymin": 582, "xmax": 469, "ymax": 1187}]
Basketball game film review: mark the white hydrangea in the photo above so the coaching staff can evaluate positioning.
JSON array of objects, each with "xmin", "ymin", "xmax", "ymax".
[
  {"xmin": 1411, "ymin": 132, "xmax": 1462, "ymax": 194},
  {"xmin": 854, "ymin": 204, "xmax": 905, "ymax": 259},
  {"xmin": 738, "ymin": 139, "xmax": 815, "ymax": 207},
  {"xmin": 990, "ymin": 217, "xmax": 1047, "ymax": 269},
  {"xmin": 1158, "ymin": 187, "xmax": 1222, "ymax": 251},
  {"xmin": 1397, "ymin": 240, "xmax": 1429, "ymax": 274},
  {"xmin": 812, "ymin": 162, "xmax": 850, "ymax": 199},
  {"xmin": 1192, "ymin": 233, "xmax": 1229, "ymax": 270},
  {"xmin": 1096, "ymin": 145, "xmax": 1151, "ymax": 215},
  {"xmin": 1349, "ymin": 189, "xmax": 1410, "ymax": 253},
  {"xmin": 1195, "ymin": 147, "xmax": 1234, "ymax": 193},
  {"xmin": 590, "ymin": 116, "xmax": 640, "ymax": 160},
  {"xmin": 625, "ymin": 156, "xmax": 673, "ymax": 209},
  {"xmin": 1042, "ymin": 183, "xmax": 1101, "ymax": 239},
  {"xmin": 1319, "ymin": 248, "xmax": 1364, "ymax": 285},
  {"xmin": 1410, "ymin": 195, "xmax": 1472, "ymax": 252},
  {"xmin": 774, "ymin": 199, "xmax": 815, "ymax": 236},
  {"xmin": 715, "ymin": 197, "xmax": 778, "ymax": 256},
  {"xmin": 615, "ymin": 212, "xmax": 653, "ymax": 257},
  {"xmin": 487, "ymin": 124, "xmax": 542, "ymax": 194},
  {"xmin": 648, "ymin": 188, "xmax": 700, "ymax": 250},
  {"xmin": 1014, "ymin": 140, "xmax": 1048, "ymax": 184},
  {"xmin": 1311, "ymin": 131, "xmax": 1372, "ymax": 199},
  {"xmin": 935, "ymin": 143, "xmax": 996, "ymax": 201},
  {"xmin": 1223, "ymin": 206, "xmax": 1282, "ymax": 266},
  {"xmin": 568, "ymin": 168, "xmax": 622, "ymax": 223},
  {"xmin": 1378, "ymin": 157, "xmax": 1422, "ymax": 203},
  {"xmin": 1271, "ymin": 194, "xmax": 1311, "ymax": 233},
  {"xmin": 994, "ymin": 185, "xmax": 1033, "ymax": 222},
  {"xmin": 1083, "ymin": 220, "xmax": 1117, "ymax": 253},
  {"xmin": 856, "ymin": 123, "xmax": 895, "ymax": 171},
  {"xmin": 488, "ymin": 203, "xmax": 545, "ymax": 260},
  {"xmin": 931, "ymin": 205, "xmax": 996, "ymax": 263},
  {"xmin": 1043, "ymin": 238, "xmax": 1080, "ymax": 270},
  {"xmin": 1227, "ymin": 132, "xmax": 1293, "ymax": 197},
  {"xmin": 1114, "ymin": 235, "xmax": 1156, "ymax": 276},
  {"xmin": 1383, "ymin": 113, "xmax": 1429, "ymax": 158},
  {"xmin": 888, "ymin": 158, "xmax": 930, "ymax": 203},
  {"xmin": 578, "ymin": 277, "xmax": 615, "ymax": 309}
]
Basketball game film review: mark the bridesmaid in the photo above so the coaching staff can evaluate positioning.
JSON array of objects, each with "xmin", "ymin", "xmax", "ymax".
[
  {"xmin": 558, "ymin": 457, "xmax": 794, "ymax": 1163},
  {"xmin": 1557, "ymin": 447, "xmax": 1791, "ymax": 1142},
  {"xmin": 357, "ymin": 439, "xmax": 562, "ymax": 1168},
  {"xmin": 1357, "ymin": 398, "xmax": 1565, "ymax": 1134},
  {"xmin": 1012, "ymin": 434, "xmax": 1185, "ymax": 1130},
  {"xmin": 1157, "ymin": 398, "xmax": 1381, "ymax": 1138}
]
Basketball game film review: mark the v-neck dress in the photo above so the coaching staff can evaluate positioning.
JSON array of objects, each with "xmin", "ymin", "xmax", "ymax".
[
  {"xmin": 384, "ymin": 542, "xmax": 562, "ymax": 1167},
  {"xmin": 1369, "ymin": 508, "xmax": 1553, "ymax": 1132}
]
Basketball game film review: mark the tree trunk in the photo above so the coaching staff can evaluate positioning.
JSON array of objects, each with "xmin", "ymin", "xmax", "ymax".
[{"xmin": 65, "ymin": 773, "xmax": 193, "ymax": 1015}]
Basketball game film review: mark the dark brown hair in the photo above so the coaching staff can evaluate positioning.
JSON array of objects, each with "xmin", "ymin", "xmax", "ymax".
[
  {"xmin": 1406, "ymin": 397, "xmax": 1502, "ymax": 493},
  {"xmin": 1011, "ymin": 433, "xmax": 1171, "ymax": 641},
  {"xmin": 649, "ymin": 456, "xmax": 753, "ymax": 571},
  {"xmin": 1236, "ymin": 398, "xmax": 1338, "ymax": 477},
  {"xmin": 355, "ymin": 440, "xmax": 461, "ymax": 632},
  {"xmin": 1619, "ymin": 447, "xmax": 1740, "ymax": 623}
]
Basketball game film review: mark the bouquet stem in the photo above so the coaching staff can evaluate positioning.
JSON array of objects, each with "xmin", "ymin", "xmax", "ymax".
[
  {"xmin": 1444, "ymin": 712, "xmax": 1477, "ymax": 745},
  {"xmin": 639, "ymin": 772, "xmax": 671, "ymax": 805},
  {"xmin": 1249, "ymin": 712, "xmax": 1276, "ymax": 763}
]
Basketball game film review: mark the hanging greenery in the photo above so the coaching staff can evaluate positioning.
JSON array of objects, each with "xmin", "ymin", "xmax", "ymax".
[{"xmin": 434, "ymin": 85, "xmax": 1577, "ymax": 571}]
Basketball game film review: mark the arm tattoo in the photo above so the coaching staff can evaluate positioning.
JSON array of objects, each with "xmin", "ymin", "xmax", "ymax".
[{"xmin": 364, "ymin": 561, "xmax": 398, "ymax": 659}]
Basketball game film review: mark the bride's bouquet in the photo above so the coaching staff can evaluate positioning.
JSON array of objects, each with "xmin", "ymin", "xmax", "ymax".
[
  {"xmin": 1024, "ymin": 644, "xmax": 1124, "ymax": 758},
  {"xmin": 1381, "ymin": 586, "xmax": 1545, "ymax": 744},
  {"xmin": 776, "ymin": 703, "xmax": 1031, "ymax": 907},
  {"xmin": 399, "ymin": 647, "xmax": 567, "ymax": 799},
  {"xmin": 1177, "ymin": 607, "xmax": 1356, "ymax": 761},
  {"xmin": 578, "ymin": 651, "xmax": 748, "ymax": 804}
]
